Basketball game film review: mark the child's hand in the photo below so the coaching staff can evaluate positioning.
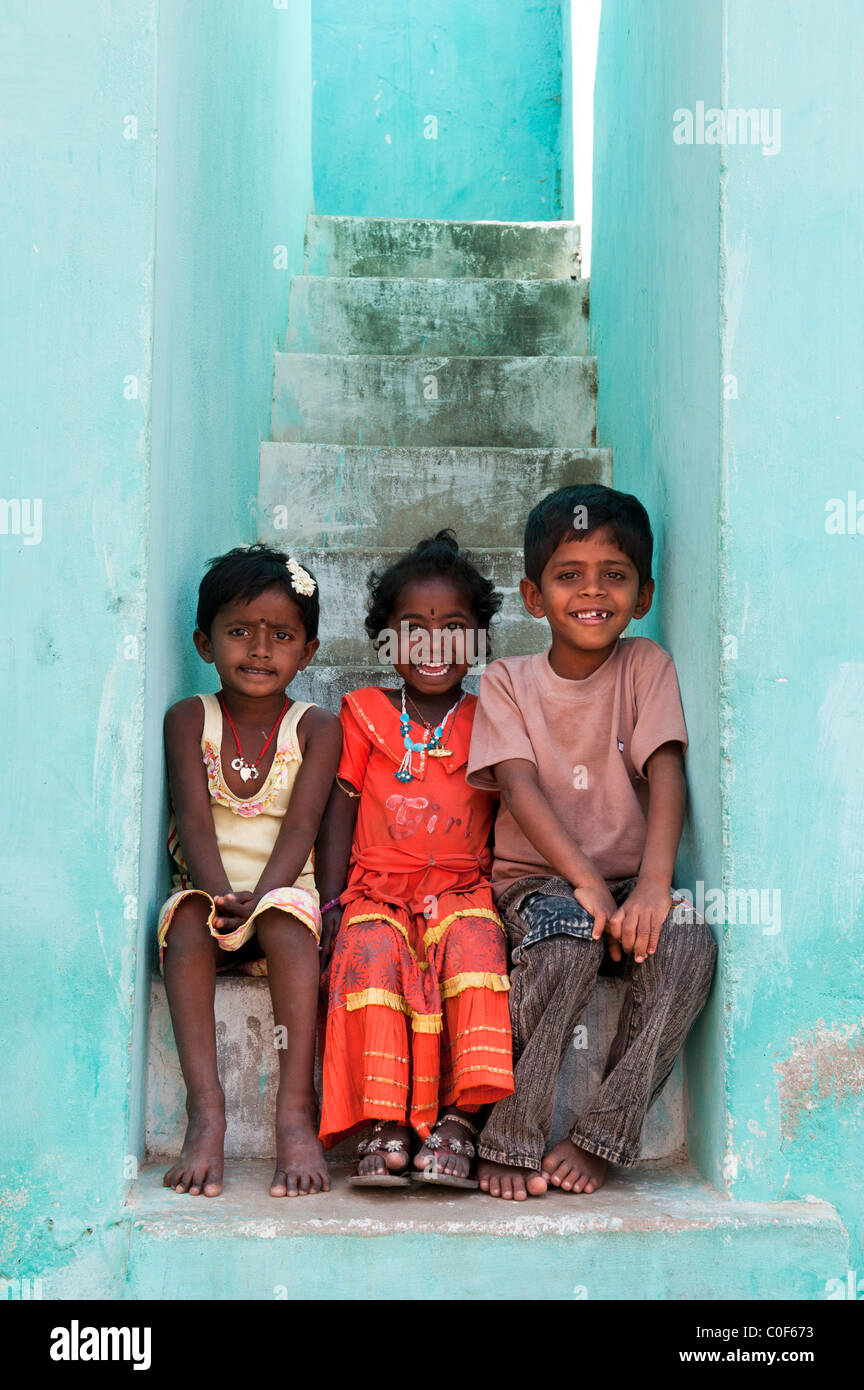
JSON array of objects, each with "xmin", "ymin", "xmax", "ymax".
[
  {"xmin": 212, "ymin": 891, "xmax": 257, "ymax": 932},
  {"xmin": 608, "ymin": 877, "xmax": 673, "ymax": 964},
  {"xmin": 573, "ymin": 879, "xmax": 619, "ymax": 953}
]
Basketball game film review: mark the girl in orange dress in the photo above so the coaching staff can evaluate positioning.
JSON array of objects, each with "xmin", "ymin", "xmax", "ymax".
[{"xmin": 317, "ymin": 531, "xmax": 514, "ymax": 1186}]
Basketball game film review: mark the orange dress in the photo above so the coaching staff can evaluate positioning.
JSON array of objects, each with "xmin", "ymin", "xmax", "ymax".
[{"xmin": 319, "ymin": 688, "xmax": 514, "ymax": 1147}]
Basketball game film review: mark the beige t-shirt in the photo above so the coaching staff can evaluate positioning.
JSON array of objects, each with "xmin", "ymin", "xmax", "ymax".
[{"xmin": 466, "ymin": 638, "xmax": 688, "ymax": 894}]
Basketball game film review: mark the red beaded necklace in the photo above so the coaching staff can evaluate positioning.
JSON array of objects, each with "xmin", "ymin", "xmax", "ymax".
[{"xmin": 219, "ymin": 692, "xmax": 289, "ymax": 783}]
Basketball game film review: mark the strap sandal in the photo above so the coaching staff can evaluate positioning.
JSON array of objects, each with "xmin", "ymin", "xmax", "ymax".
[
  {"xmin": 412, "ymin": 1113, "xmax": 480, "ymax": 1190},
  {"xmin": 347, "ymin": 1122, "xmax": 412, "ymax": 1188}
]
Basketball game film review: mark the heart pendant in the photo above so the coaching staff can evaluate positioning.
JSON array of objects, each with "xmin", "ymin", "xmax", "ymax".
[
  {"xmin": 240, "ymin": 764, "xmax": 258, "ymax": 782},
  {"xmin": 428, "ymin": 747, "xmax": 453, "ymax": 758}
]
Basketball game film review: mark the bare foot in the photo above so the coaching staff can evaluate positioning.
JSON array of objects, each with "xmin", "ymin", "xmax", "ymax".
[
  {"xmin": 163, "ymin": 1096, "xmax": 226, "ymax": 1197},
  {"xmin": 270, "ymin": 1102, "xmax": 330, "ymax": 1197},
  {"xmin": 414, "ymin": 1111, "xmax": 476, "ymax": 1180},
  {"xmin": 477, "ymin": 1158, "xmax": 547, "ymax": 1201},
  {"xmin": 541, "ymin": 1138, "xmax": 608, "ymax": 1193},
  {"xmin": 356, "ymin": 1122, "xmax": 413, "ymax": 1178}
]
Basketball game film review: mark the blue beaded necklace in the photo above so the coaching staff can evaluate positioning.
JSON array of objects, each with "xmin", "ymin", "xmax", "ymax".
[{"xmin": 394, "ymin": 685, "xmax": 463, "ymax": 783}]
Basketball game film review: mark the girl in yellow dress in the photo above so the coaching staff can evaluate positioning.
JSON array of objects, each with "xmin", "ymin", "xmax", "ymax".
[{"xmin": 157, "ymin": 545, "xmax": 341, "ymax": 1199}]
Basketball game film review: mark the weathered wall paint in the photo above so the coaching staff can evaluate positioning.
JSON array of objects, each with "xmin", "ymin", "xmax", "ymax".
[
  {"xmin": 559, "ymin": 0, "xmax": 574, "ymax": 221},
  {"xmin": 312, "ymin": 0, "xmax": 568, "ymax": 219},
  {"xmin": 592, "ymin": 0, "xmax": 864, "ymax": 1272},
  {"xmin": 0, "ymin": 0, "xmax": 157, "ymax": 1292},
  {"xmin": 719, "ymin": 0, "xmax": 864, "ymax": 1269},
  {"xmin": 0, "ymin": 0, "xmax": 313, "ymax": 1291},
  {"xmin": 591, "ymin": 0, "xmax": 727, "ymax": 1194},
  {"xmin": 133, "ymin": 0, "xmax": 313, "ymax": 1159}
]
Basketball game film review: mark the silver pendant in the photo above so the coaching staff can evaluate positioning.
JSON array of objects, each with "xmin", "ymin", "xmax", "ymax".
[{"xmin": 231, "ymin": 757, "xmax": 259, "ymax": 782}]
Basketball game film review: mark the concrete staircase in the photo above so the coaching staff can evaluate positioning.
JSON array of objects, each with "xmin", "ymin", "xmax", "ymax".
[{"xmin": 132, "ymin": 215, "xmax": 846, "ymax": 1299}]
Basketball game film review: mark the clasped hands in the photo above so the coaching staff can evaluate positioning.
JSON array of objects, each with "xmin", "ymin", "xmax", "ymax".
[
  {"xmin": 211, "ymin": 891, "xmax": 258, "ymax": 932},
  {"xmin": 572, "ymin": 876, "xmax": 672, "ymax": 964}
]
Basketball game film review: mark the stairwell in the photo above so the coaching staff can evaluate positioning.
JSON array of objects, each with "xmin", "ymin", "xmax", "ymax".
[{"xmin": 127, "ymin": 216, "xmax": 845, "ymax": 1299}]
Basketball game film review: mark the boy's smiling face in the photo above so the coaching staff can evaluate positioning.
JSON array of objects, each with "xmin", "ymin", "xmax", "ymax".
[{"xmin": 520, "ymin": 527, "xmax": 654, "ymax": 677}]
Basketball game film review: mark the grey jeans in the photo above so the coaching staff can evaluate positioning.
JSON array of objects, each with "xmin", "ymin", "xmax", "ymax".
[{"xmin": 477, "ymin": 876, "xmax": 718, "ymax": 1171}]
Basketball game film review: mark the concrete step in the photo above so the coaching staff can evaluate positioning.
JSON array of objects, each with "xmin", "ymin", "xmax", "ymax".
[
  {"xmin": 124, "ymin": 1160, "xmax": 846, "ymax": 1300},
  {"xmin": 272, "ymin": 546, "xmax": 538, "ymax": 666},
  {"xmin": 145, "ymin": 974, "xmax": 685, "ymax": 1164},
  {"xmin": 271, "ymin": 354, "xmax": 597, "ymax": 448},
  {"xmin": 285, "ymin": 276, "xmax": 590, "ymax": 357},
  {"xmin": 258, "ymin": 443, "xmax": 612, "ymax": 550},
  {"xmin": 303, "ymin": 214, "xmax": 582, "ymax": 280}
]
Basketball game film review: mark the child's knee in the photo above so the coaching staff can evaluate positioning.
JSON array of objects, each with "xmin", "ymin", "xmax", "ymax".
[
  {"xmin": 517, "ymin": 932, "xmax": 601, "ymax": 981},
  {"xmin": 166, "ymin": 894, "xmax": 212, "ymax": 939},
  {"xmin": 342, "ymin": 917, "xmax": 399, "ymax": 953},
  {"xmin": 442, "ymin": 914, "xmax": 507, "ymax": 964},
  {"xmin": 255, "ymin": 908, "xmax": 317, "ymax": 949},
  {"xmin": 654, "ymin": 909, "xmax": 718, "ymax": 982},
  {"xmin": 160, "ymin": 895, "xmax": 220, "ymax": 968}
]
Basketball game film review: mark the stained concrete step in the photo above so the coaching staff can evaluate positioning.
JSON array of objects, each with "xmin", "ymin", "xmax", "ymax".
[
  {"xmin": 272, "ymin": 547, "xmax": 538, "ymax": 665},
  {"xmin": 145, "ymin": 974, "xmax": 685, "ymax": 1164},
  {"xmin": 285, "ymin": 276, "xmax": 590, "ymax": 357},
  {"xmin": 258, "ymin": 444, "xmax": 612, "ymax": 550},
  {"xmin": 271, "ymin": 354, "xmax": 597, "ymax": 448},
  {"xmin": 124, "ymin": 1161, "xmax": 846, "ymax": 1300},
  {"xmin": 303, "ymin": 214, "xmax": 582, "ymax": 281}
]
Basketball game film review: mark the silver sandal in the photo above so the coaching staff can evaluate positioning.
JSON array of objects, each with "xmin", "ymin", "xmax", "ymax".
[
  {"xmin": 347, "ymin": 1122, "xmax": 412, "ymax": 1188},
  {"xmin": 412, "ymin": 1113, "xmax": 480, "ymax": 1189}
]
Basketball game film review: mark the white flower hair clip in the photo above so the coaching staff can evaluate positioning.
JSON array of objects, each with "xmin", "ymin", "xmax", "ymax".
[{"xmin": 286, "ymin": 556, "xmax": 316, "ymax": 596}]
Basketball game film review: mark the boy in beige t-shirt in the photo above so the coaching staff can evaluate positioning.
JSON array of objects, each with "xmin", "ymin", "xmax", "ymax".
[{"xmin": 466, "ymin": 484, "xmax": 717, "ymax": 1200}]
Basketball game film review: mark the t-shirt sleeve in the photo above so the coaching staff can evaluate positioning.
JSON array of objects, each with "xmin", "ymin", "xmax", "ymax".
[
  {"xmin": 336, "ymin": 695, "xmax": 372, "ymax": 793},
  {"xmin": 466, "ymin": 662, "xmax": 537, "ymax": 789},
  {"xmin": 629, "ymin": 646, "xmax": 689, "ymax": 778}
]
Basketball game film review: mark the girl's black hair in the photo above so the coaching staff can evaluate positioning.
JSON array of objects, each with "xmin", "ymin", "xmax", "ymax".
[
  {"xmin": 365, "ymin": 529, "xmax": 502, "ymax": 652},
  {"xmin": 524, "ymin": 484, "xmax": 654, "ymax": 587},
  {"xmin": 196, "ymin": 544, "xmax": 319, "ymax": 641}
]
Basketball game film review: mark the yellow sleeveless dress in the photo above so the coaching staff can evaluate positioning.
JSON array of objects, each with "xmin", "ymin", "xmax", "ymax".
[{"xmin": 157, "ymin": 694, "xmax": 320, "ymax": 971}]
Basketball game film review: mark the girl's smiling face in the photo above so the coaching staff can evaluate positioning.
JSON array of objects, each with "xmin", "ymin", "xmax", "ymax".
[
  {"xmin": 520, "ymin": 527, "xmax": 654, "ymax": 671},
  {"xmin": 194, "ymin": 584, "xmax": 318, "ymax": 697},
  {"xmin": 386, "ymin": 576, "xmax": 480, "ymax": 697}
]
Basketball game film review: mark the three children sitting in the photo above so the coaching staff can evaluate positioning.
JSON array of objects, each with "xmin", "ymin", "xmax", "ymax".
[{"xmin": 159, "ymin": 484, "xmax": 716, "ymax": 1200}]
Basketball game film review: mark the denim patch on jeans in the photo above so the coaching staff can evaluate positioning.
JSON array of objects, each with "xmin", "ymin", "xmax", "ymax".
[{"xmin": 518, "ymin": 891, "xmax": 596, "ymax": 949}]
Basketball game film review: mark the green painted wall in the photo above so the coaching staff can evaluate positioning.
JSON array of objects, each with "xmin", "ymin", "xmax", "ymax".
[
  {"xmin": 0, "ymin": 0, "xmax": 157, "ymax": 1293},
  {"xmin": 133, "ymin": 0, "xmax": 313, "ymax": 1158},
  {"xmin": 592, "ymin": 0, "xmax": 863, "ymax": 1273},
  {"xmin": 312, "ymin": 0, "xmax": 570, "ymax": 219},
  {"xmin": 591, "ymin": 0, "xmax": 727, "ymax": 1194},
  {"xmin": 719, "ymin": 0, "xmax": 864, "ymax": 1269},
  {"xmin": 0, "ymin": 0, "xmax": 312, "ymax": 1292}
]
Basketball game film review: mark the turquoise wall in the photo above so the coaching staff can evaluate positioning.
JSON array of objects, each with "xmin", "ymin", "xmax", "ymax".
[
  {"xmin": 133, "ymin": 0, "xmax": 313, "ymax": 1157},
  {"xmin": 592, "ymin": 0, "xmax": 863, "ymax": 1270},
  {"xmin": 0, "ymin": 0, "xmax": 312, "ymax": 1292},
  {"xmin": 720, "ymin": 0, "xmax": 864, "ymax": 1266},
  {"xmin": 0, "ymin": 0, "xmax": 157, "ymax": 1292},
  {"xmin": 591, "ymin": 0, "xmax": 727, "ymax": 1191},
  {"xmin": 312, "ymin": 0, "xmax": 570, "ymax": 219}
]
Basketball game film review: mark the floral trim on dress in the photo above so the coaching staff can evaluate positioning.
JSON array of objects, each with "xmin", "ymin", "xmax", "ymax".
[
  {"xmin": 157, "ymin": 884, "xmax": 321, "ymax": 970},
  {"xmin": 202, "ymin": 740, "xmax": 298, "ymax": 818}
]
